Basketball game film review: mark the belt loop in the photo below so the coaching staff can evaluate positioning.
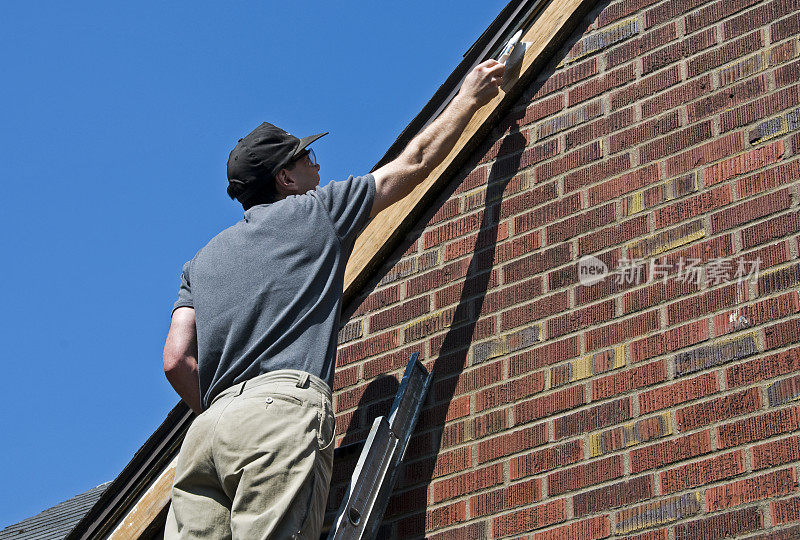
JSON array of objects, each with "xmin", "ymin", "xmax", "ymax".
[
  {"xmin": 296, "ymin": 372, "xmax": 309, "ymax": 388},
  {"xmin": 236, "ymin": 381, "xmax": 247, "ymax": 396}
]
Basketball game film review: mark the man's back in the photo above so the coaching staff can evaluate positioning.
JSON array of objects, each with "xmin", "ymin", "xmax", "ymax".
[{"xmin": 174, "ymin": 175, "xmax": 375, "ymax": 409}]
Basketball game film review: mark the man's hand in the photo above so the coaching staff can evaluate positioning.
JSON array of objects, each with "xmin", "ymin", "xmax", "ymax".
[
  {"xmin": 371, "ymin": 60, "xmax": 505, "ymax": 217},
  {"xmin": 458, "ymin": 59, "xmax": 506, "ymax": 109}
]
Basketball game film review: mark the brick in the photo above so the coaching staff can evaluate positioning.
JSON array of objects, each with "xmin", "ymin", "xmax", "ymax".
[
  {"xmin": 513, "ymin": 194, "xmax": 581, "ymax": 235},
  {"xmin": 754, "ymin": 435, "xmax": 800, "ymax": 471},
  {"xmin": 689, "ymin": 74, "xmax": 768, "ymax": 123},
  {"xmin": 642, "ymin": 75, "xmax": 712, "ymax": 119},
  {"xmin": 564, "ymin": 153, "xmax": 631, "ymax": 193},
  {"xmin": 405, "ymin": 446, "xmax": 471, "ymax": 484},
  {"xmin": 639, "ymin": 372, "xmax": 719, "ymax": 414},
  {"xmin": 664, "ymin": 130, "xmax": 743, "ymax": 179},
  {"xmin": 424, "ymin": 210, "xmax": 484, "ymax": 249},
  {"xmin": 727, "ymin": 345, "xmax": 800, "ymax": 388},
  {"xmin": 535, "ymin": 141, "xmax": 602, "ymax": 182},
  {"xmin": 554, "ymin": 397, "xmax": 632, "ymax": 440},
  {"xmin": 478, "ymin": 131, "xmax": 532, "ymax": 165},
  {"xmin": 478, "ymin": 276, "xmax": 542, "ymax": 315},
  {"xmin": 566, "ymin": 107, "xmax": 635, "ymax": 150},
  {"xmin": 470, "ymin": 477, "xmax": 541, "ymax": 518},
  {"xmin": 675, "ymin": 506, "xmax": 761, "ymax": 539},
  {"xmin": 369, "ymin": 296, "xmax": 429, "ymax": 333},
  {"xmin": 592, "ymin": 359, "xmax": 666, "ymax": 400},
  {"xmin": 611, "ymin": 65, "xmax": 680, "ymax": 110},
  {"xmin": 428, "ymin": 522, "xmax": 487, "ymax": 540},
  {"xmin": 725, "ymin": 0, "xmax": 799, "ymax": 39},
  {"xmin": 475, "ymin": 372, "xmax": 545, "ymax": 413},
  {"xmin": 777, "ymin": 59, "xmax": 800, "ymax": 89},
  {"xmin": 573, "ymin": 476, "xmax": 652, "ymax": 518},
  {"xmin": 765, "ymin": 317, "xmax": 800, "ymax": 350},
  {"xmin": 568, "ymin": 63, "xmax": 636, "ymax": 106},
  {"xmin": 472, "ymin": 409, "xmax": 507, "ymax": 440},
  {"xmin": 443, "ymin": 223, "xmax": 508, "ymax": 262},
  {"xmin": 722, "ymin": 83, "xmax": 800, "ymax": 133},
  {"xmin": 772, "ymin": 9, "xmax": 800, "ymax": 42},
  {"xmin": 630, "ymin": 318, "xmax": 710, "ymax": 363},
  {"xmin": 551, "ymin": 345, "xmax": 625, "ymax": 388},
  {"xmin": 598, "ymin": 0, "xmax": 660, "ymax": 26},
  {"xmin": 706, "ymin": 468, "xmax": 798, "ymax": 511},
  {"xmin": 425, "ymin": 501, "xmax": 466, "ymax": 532},
  {"xmin": 579, "ymin": 214, "xmax": 649, "ymax": 255},
  {"xmin": 509, "ymin": 439, "xmax": 583, "ymax": 479},
  {"xmin": 758, "ymin": 262, "xmax": 800, "ymax": 296},
  {"xmin": 546, "ymin": 203, "xmax": 614, "ymax": 244},
  {"xmin": 586, "ymin": 305, "xmax": 660, "ymax": 349},
  {"xmin": 500, "ymin": 243, "xmax": 572, "ymax": 286},
  {"xmin": 336, "ymin": 329, "xmax": 399, "ymax": 367},
  {"xmin": 640, "ymin": 121, "xmax": 713, "ymax": 165},
  {"xmin": 514, "ymin": 384, "xmax": 585, "ymax": 425},
  {"xmin": 433, "ymin": 361, "xmax": 502, "ymax": 402},
  {"xmin": 432, "ymin": 463, "xmax": 503, "ymax": 504},
  {"xmin": 509, "ymin": 335, "xmax": 580, "ymax": 375},
  {"xmin": 688, "ymin": 30, "xmax": 763, "ymax": 78},
  {"xmin": 674, "ymin": 332, "xmax": 758, "ymax": 376},
  {"xmin": 611, "ymin": 111, "xmax": 680, "ymax": 154},
  {"xmin": 644, "ymin": 0, "xmax": 705, "ymax": 27},
  {"xmin": 434, "ymin": 268, "xmax": 500, "ymax": 311},
  {"xmin": 498, "ymin": 179, "xmax": 557, "ymax": 220},
  {"xmin": 616, "ymin": 492, "xmax": 701, "ymax": 534},
  {"xmin": 529, "ymin": 57, "xmax": 599, "ymax": 100},
  {"xmin": 546, "ymin": 299, "xmax": 615, "ymax": 339},
  {"xmin": 676, "ymin": 387, "xmax": 761, "ymax": 432},
  {"xmin": 623, "ymin": 278, "xmax": 700, "ymax": 315},
  {"xmin": 473, "ymin": 323, "xmax": 540, "ymax": 363},
  {"xmin": 629, "ymin": 430, "xmax": 712, "ymax": 473},
  {"xmin": 547, "ymin": 455, "xmax": 623, "ymax": 496},
  {"xmin": 590, "ymin": 164, "xmax": 661, "ymax": 208},
  {"xmin": 606, "ymin": 22, "xmax": 677, "ymax": 68},
  {"xmin": 719, "ymin": 52, "xmax": 767, "ymax": 89},
  {"xmin": 567, "ymin": 17, "xmax": 639, "ymax": 63},
  {"xmin": 705, "ymin": 140, "xmax": 784, "ymax": 187},
  {"xmin": 685, "ymin": 0, "xmax": 762, "ymax": 34},
  {"xmin": 500, "ymin": 292, "xmax": 568, "ymax": 331},
  {"xmin": 589, "ymin": 412, "xmax": 672, "ymax": 457},
  {"xmin": 768, "ymin": 373, "xmax": 800, "ymax": 407},
  {"xmin": 642, "ymin": 27, "xmax": 717, "ymax": 75},
  {"xmin": 715, "ymin": 291, "xmax": 799, "ymax": 336},
  {"xmin": 406, "ymin": 257, "xmax": 470, "ymax": 297},
  {"xmin": 742, "ymin": 211, "xmax": 800, "ymax": 248},
  {"xmin": 661, "ymin": 450, "xmax": 745, "ymax": 494},
  {"xmin": 531, "ymin": 515, "xmax": 611, "ymax": 540},
  {"xmin": 493, "ymin": 139, "xmax": 560, "ymax": 180},
  {"xmin": 491, "ymin": 499, "xmax": 565, "ymax": 537},
  {"xmin": 536, "ymin": 100, "xmax": 602, "ymax": 140},
  {"xmin": 717, "ymin": 405, "xmax": 800, "ymax": 448},
  {"xmin": 352, "ymin": 284, "xmax": 401, "ymax": 317},
  {"xmin": 667, "ymin": 282, "xmax": 744, "ymax": 326}
]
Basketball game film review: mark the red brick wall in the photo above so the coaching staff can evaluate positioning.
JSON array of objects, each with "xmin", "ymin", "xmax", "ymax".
[{"xmin": 331, "ymin": 0, "xmax": 800, "ymax": 537}]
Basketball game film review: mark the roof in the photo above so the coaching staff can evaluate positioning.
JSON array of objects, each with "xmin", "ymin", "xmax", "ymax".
[{"xmin": 0, "ymin": 483, "xmax": 110, "ymax": 540}]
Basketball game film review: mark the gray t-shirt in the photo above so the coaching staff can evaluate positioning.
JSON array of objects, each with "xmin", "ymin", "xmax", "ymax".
[{"xmin": 173, "ymin": 174, "xmax": 375, "ymax": 409}]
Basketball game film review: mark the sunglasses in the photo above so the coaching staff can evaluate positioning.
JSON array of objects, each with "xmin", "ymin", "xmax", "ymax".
[{"xmin": 294, "ymin": 148, "xmax": 317, "ymax": 168}]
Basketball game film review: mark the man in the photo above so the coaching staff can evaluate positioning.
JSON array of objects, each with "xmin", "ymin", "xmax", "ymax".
[{"xmin": 163, "ymin": 59, "xmax": 504, "ymax": 539}]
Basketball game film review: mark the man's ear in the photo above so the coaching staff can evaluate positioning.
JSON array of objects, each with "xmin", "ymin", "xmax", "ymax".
[{"xmin": 274, "ymin": 168, "xmax": 294, "ymax": 197}]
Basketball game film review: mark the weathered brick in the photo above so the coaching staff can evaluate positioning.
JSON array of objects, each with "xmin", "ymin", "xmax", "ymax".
[
  {"xmin": 768, "ymin": 373, "xmax": 800, "ymax": 407},
  {"xmin": 598, "ymin": 0, "xmax": 660, "ymax": 26},
  {"xmin": 685, "ymin": 0, "xmax": 762, "ymax": 34},
  {"xmin": 567, "ymin": 17, "xmax": 639, "ymax": 63},
  {"xmin": 535, "ymin": 141, "xmax": 602, "ymax": 182},
  {"xmin": 546, "ymin": 299, "xmax": 615, "ymax": 339},
  {"xmin": 573, "ymin": 476, "xmax": 652, "ymax": 517},
  {"xmin": 432, "ymin": 463, "xmax": 503, "ymax": 503},
  {"xmin": 537, "ymin": 100, "xmax": 602, "ymax": 140},
  {"xmin": 352, "ymin": 284, "xmax": 401, "ymax": 317},
  {"xmin": 642, "ymin": 75, "xmax": 712, "ymax": 119},
  {"xmin": 705, "ymin": 140, "xmax": 785, "ymax": 186},
  {"xmin": 552, "ymin": 345, "xmax": 625, "ymax": 388},
  {"xmin": 566, "ymin": 108, "xmax": 635, "ymax": 150},
  {"xmin": 689, "ymin": 74, "xmax": 768, "ymax": 123},
  {"xmin": 477, "ymin": 424, "xmax": 548, "ymax": 465},
  {"xmin": 513, "ymin": 195, "xmax": 581, "ymax": 235},
  {"xmin": 717, "ymin": 405, "xmax": 800, "ymax": 448},
  {"xmin": 676, "ymin": 387, "xmax": 761, "ymax": 432},
  {"xmin": 642, "ymin": 27, "xmax": 717, "ymax": 75},
  {"xmin": 509, "ymin": 439, "xmax": 583, "ymax": 479},
  {"xmin": 639, "ymin": 121, "xmax": 713, "ymax": 164},
  {"xmin": 758, "ymin": 262, "xmax": 800, "ymax": 296},
  {"xmin": 623, "ymin": 278, "xmax": 700, "ymax": 315},
  {"xmin": 611, "ymin": 65, "xmax": 680, "ymax": 110},
  {"xmin": 773, "ymin": 495, "xmax": 800, "ymax": 525},
  {"xmin": 547, "ymin": 455, "xmax": 623, "ymax": 496},
  {"xmin": 568, "ymin": 63, "xmax": 637, "ymax": 106},
  {"xmin": 611, "ymin": 111, "xmax": 680, "ymax": 154},
  {"xmin": 336, "ymin": 329, "xmax": 399, "ymax": 367},
  {"xmin": 500, "ymin": 292, "xmax": 568, "ymax": 331},
  {"xmin": 629, "ymin": 430, "xmax": 712, "ymax": 473},
  {"xmin": 752, "ymin": 435, "xmax": 800, "ymax": 470},
  {"xmin": 514, "ymin": 384, "xmax": 585, "ymax": 425},
  {"xmin": 664, "ymin": 131, "xmax": 743, "ymax": 178},
  {"xmin": 674, "ymin": 332, "xmax": 758, "ymax": 376},
  {"xmin": 772, "ymin": 9, "xmax": 800, "ymax": 42},
  {"xmin": 688, "ymin": 30, "xmax": 762, "ymax": 78},
  {"xmin": 588, "ymin": 412, "xmax": 672, "ymax": 457},
  {"xmin": 742, "ymin": 211, "xmax": 800, "ymax": 248},
  {"xmin": 661, "ymin": 450, "xmax": 745, "ymax": 494},
  {"xmin": 531, "ymin": 515, "xmax": 611, "ymax": 540},
  {"xmin": 475, "ymin": 371, "xmax": 545, "ymax": 412},
  {"xmin": 674, "ymin": 506, "xmax": 761, "ymax": 539},
  {"xmin": 554, "ymin": 397, "xmax": 632, "ymax": 440},
  {"xmin": 546, "ymin": 203, "xmax": 614, "ymax": 244},
  {"xmin": 369, "ymin": 296, "xmax": 429, "ymax": 333},
  {"xmin": 428, "ymin": 522, "xmax": 487, "ymax": 540},
  {"xmin": 470, "ymin": 477, "xmax": 541, "ymax": 518},
  {"xmin": 719, "ymin": 52, "xmax": 767, "ymax": 89},
  {"xmin": 721, "ymin": 83, "xmax": 800, "ymax": 133},
  {"xmin": 630, "ymin": 318, "xmax": 710, "ymax": 363},
  {"xmin": 639, "ymin": 372, "xmax": 719, "ymax": 414},
  {"xmin": 606, "ymin": 22, "xmax": 677, "ymax": 68},
  {"xmin": 592, "ymin": 359, "xmax": 666, "ymax": 400},
  {"xmin": 727, "ymin": 345, "xmax": 800, "ymax": 389},
  {"xmin": 509, "ymin": 335, "xmax": 580, "ymax": 375},
  {"xmin": 579, "ymin": 214, "xmax": 649, "ymax": 256},
  {"xmin": 724, "ymin": 0, "xmax": 799, "ymax": 39},
  {"xmin": 491, "ymin": 499, "xmax": 565, "ymax": 537},
  {"xmin": 667, "ymin": 283, "xmax": 744, "ymax": 327},
  {"xmin": 529, "ymin": 57, "xmax": 599, "ymax": 100},
  {"xmin": 714, "ymin": 287, "xmax": 798, "ymax": 334},
  {"xmin": 616, "ymin": 492, "xmax": 701, "ymax": 534},
  {"xmin": 564, "ymin": 153, "xmax": 631, "ymax": 192},
  {"xmin": 706, "ymin": 468, "xmax": 798, "ymax": 511}
]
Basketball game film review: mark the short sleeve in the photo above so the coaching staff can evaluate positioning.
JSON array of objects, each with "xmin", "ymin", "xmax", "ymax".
[
  {"xmin": 315, "ymin": 174, "xmax": 375, "ymax": 245},
  {"xmin": 172, "ymin": 259, "xmax": 194, "ymax": 314}
]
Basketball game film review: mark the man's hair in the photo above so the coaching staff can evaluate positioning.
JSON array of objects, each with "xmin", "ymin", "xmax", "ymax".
[{"xmin": 227, "ymin": 176, "xmax": 279, "ymax": 210}]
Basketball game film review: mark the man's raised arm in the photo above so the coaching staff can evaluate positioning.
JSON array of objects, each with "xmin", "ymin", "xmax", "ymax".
[{"xmin": 370, "ymin": 59, "xmax": 505, "ymax": 218}]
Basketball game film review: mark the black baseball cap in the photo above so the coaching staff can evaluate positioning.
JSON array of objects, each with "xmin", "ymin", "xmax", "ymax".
[{"xmin": 226, "ymin": 122, "xmax": 327, "ymax": 202}]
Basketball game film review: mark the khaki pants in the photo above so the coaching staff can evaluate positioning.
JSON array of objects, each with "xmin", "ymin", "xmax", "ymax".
[{"xmin": 164, "ymin": 370, "xmax": 335, "ymax": 540}]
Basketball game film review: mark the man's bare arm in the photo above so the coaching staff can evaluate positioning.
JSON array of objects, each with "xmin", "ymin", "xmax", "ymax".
[
  {"xmin": 163, "ymin": 306, "xmax": 203, "ymax": 415},
  {"xmin": 370, "ymin": 59, "xmax": 505, "ymax": 218}
]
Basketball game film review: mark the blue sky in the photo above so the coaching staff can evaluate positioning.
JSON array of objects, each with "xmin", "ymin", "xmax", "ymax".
[{"xmin": 0, "ymin": 0, "xmax": 506, "ymax": 528}]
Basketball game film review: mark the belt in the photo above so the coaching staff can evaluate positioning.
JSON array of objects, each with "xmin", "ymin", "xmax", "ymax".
[{"xmin": 211, "ymin": 369, "xmax": 331, "ymax": 406}]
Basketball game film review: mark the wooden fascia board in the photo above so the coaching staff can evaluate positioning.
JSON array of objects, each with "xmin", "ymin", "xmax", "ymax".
[
  {"xmin": 342, "ymin": 0, "xmax": 594, "ymax": 304},
  {"xmin": 106, "ymin": 457, "xmax": 177, "ymax": 540}
]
